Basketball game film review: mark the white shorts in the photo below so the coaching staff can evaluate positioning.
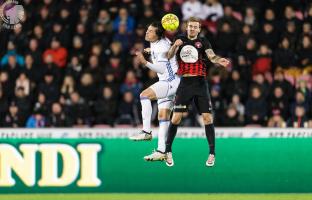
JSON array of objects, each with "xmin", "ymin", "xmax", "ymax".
[{"xmin": 149, "ymin": 76, "xmax": 180, "ymax": 110}]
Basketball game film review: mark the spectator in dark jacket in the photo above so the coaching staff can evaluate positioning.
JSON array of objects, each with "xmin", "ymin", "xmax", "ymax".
[
  {"xmin": 66, "ymin": 56, "xmax": 83, "ymax": 82},
  {"xmin": 262, "ymin": 8, "xmax": 278, "ymax": 30},
  {"xmin": 38, "ymin": 72, "xmax": 60, "ymax": 104},
  {"xmin": 1, "ymin": 55, "xmax": 21, "ymax": 83},
  {"xmin": 298, "ymin": 35, "xmax": 312, "ymax": 70},
  {"xmin": 33, "ymin": 93, "xmax": 50, "ymax": 116},
  {"xmin": 251, "ymin": 73, "xmax": 270, "ymax": 99},
  {"xmin": 269, "ymin": 86, "xmax": 289, "ymax": 119},
  {"xmin": 47, "ymin": 102, "xmax": 70, "ymax": 127},
  {"xmin": 70, "ymin": 35, "xmax": 87, "ymax": 63},
  {"xmin": 138, "ymin": 8, "xmax": 157, "ymax": 28},
  {"xmin": 281, "ymin": 21, "xmax": 298, "ymax": 50},
  {"xmin": 84, "ymin": 55, "xmax": 104, "ymax": 85},
  {"xmin": 115, "ymin": 91, "xmax": 139, "ymax": 126},
  {"xmin": 257, "ymin": 22, "xmax": 279, "ymax": 50},
  {"xmin": 94, "ymin": 86, "xmax": 117, "ymax": 126},
  {"xmin": 274, "ymin": 37, "xmax": 297, "ymax": 69},
  {"xmin": 25, "ymin": 38, "xmax": 43, "ymax": 66},
  {"xmin": 78, "ymin": 72, "xmax": 97, "ymax": 104},
  {"xmin": 0, "ymin": 71, "xmax": 14, "ymax": 99},
  {"xmin": 217, "ymin": 5, "xmax": 241, "ymax": 34},
  {"xmin": 210, "ymin": 84, "xmax": 226, "ymax": 126},
  {"xmin": 224, "ymin": 69, "xmax": 247, "ymax": 102},
  {"xmin": 13, "ymin": 87, "xmax": 31, "ymax": 123},
  {"xmin": 236, "ymin": 25, "xmax": 254, "ymax": 52},
  {"xmin": 245, "ymin": 86, "xmax": 267, "ymax": 125},
  {"xmin": 23, "ymin": 54, "xmax": 43, "ymax": 84},
  {"xmin": 271, "ymin": 68, "xmax": 294, "ymax": 101},
  {"xmin": 215, "ymin": 22, "xmax": 237, "ymax": 56},
  {"xmin": 290, "ymin": 90, "xmax": 309, "ymax": 116},
  {"xmin": 66, "ymin": 92, "xmax": 92, "ymax": 126},
  {"xmin": 106, "ymin": 55, "xmax": 125, "ymax": 81},
  {"xmin": 2, "ymin": 102, "xmax": 24, "ymax": 127},
  {"xmin": 221, "ymin": 105, "xmax": 243, "ymax": 127}
]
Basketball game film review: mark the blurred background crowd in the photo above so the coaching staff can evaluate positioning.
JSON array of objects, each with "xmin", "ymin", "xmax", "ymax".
[{"xmin": 0, "ymin": 0, "xmax": 311, "ymax": 128}]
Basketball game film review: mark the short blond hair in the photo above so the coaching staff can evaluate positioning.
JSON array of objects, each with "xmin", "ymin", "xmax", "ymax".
[{"xmin": 186, "ymin": 17, "xmax": 201, "ymax": 28}]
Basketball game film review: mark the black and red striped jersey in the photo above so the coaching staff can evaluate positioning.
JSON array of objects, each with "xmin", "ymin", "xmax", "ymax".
[{"xmin": 175, "ymin": 34, "xmax": 212, "ymax": 76}]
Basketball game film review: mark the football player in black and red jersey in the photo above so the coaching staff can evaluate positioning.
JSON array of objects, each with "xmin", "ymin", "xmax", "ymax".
[{"xmin": 163, "ymin": 17, "xmax": 229, "ymax": 167}]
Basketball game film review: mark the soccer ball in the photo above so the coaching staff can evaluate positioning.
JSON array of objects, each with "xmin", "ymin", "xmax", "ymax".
[{"xmin": 161, "ymin": 13, "xmax": 179, "ymax": 31}]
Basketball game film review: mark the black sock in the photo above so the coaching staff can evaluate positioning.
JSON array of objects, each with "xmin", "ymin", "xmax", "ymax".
[
  {"xmin": 205, "ymin": 124, "xmax": 215, "ymax": 155},
  {"xmin": 165, "ymin": 123, "xmax": 178, "ymax": 152}
]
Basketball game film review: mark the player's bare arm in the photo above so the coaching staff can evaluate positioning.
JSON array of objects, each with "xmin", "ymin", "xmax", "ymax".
[
  {"xmin": 167, "ymin": 39, "xmax": 183, "ymax": 59},
  {"xmin": 135, "ymin": 51, "xmax": 148, "ymax": 66},
  {"xmin": 205, "ymin": 49, "xmax": 230, "ymax": 67}
]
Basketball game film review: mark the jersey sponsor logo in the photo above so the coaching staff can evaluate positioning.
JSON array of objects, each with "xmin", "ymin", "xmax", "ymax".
[
  {"xmin": 179, "ymin": 45, "xmax": 198, "ymax": 63},
  {"xmin": 0, "ymin": 143, "xmax": 101, "ymax": 187},
  {"xmin": 195, "ymin": 42, "xmax": 202, "ymax": 48}
]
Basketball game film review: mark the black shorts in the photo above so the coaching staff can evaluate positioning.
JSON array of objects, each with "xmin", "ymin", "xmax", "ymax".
[{"xmin": 174, "ymin": 76, "xmax": 213, "ymax": 114}]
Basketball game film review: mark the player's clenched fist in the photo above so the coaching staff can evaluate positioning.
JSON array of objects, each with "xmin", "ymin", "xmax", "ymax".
[
  {"xmin": 218, "ymin": 58, "xmax": 230, "ymax": 67},
  {"xmin": 135, "ymin": 51, "xmax": 147, "ymax": 65},
  {"xmin": 173, "ymin": 39, "xmax": 183, "ymax": 47}
]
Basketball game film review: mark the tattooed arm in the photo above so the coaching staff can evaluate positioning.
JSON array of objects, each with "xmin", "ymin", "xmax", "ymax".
[
  {"xmin": 167, "ymin": 39, "xmax": 183, "ymax": 59},
  {"xmin": 205, "ymin": 49, "xmax": 230, "ymax": 67}
]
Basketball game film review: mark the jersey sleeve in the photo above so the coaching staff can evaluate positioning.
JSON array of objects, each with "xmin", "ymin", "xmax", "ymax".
[
  {"xmin": 202, "ymin": 37, "xmax": 212, "ymax": 50},
  {"xmin": 156, "ymin": 40, "xmax": 171, "ymax": 62},
  {"xmin": 146, "ymin": 61, "xmax": 167, "ymax": 74}
]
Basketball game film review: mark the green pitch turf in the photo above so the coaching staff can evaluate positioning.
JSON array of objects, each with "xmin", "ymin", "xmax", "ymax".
[{"xmin": 0, "ymin": 194, "xmax": 312, "ymax": 200}]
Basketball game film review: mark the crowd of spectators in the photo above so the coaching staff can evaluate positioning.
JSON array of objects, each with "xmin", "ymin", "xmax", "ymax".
[{"xmin": 0, "ymin": 0, "xmax": 312, "ymax": 128}]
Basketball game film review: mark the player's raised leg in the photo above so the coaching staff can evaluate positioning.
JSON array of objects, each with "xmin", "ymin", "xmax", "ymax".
[{"xmin": 129, "ymin": 88, "xmax": 156, "ymax": 141}]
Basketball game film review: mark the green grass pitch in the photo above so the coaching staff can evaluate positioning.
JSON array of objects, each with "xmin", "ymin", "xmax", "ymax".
[{"xmin": 0, "ymin": 194, "xmax": 312, "ymax": 200}]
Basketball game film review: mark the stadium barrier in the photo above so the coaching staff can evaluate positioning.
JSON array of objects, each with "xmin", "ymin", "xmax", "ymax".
[{"xmin": 0, "ymin": 128, "xmax": 312, "ymax": 193}]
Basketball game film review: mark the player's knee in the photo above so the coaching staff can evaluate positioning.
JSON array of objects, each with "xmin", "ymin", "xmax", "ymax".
[
  {"xmin": 140, "ymin": 90, "xmax": 150, "ymax": 99},
  {"xmin": 158, "ymin": 112, "xmax": 165, "ymax": 120},
  {"xmin": 203, "ymin": 114, "xmax": 213, "ymax": 124},
  {"xmin": 171, "ymin": 113, "xmax": 182, "ymax": 125},
  {"xmin": 140, "ymin": 88, "xmax": 156, "ymax": 100},
  {"xmin": 158, "ymin": 112, "xmax": 166, "ymax": 120},
  {"xmin": 139, "ymin": 91, "xmax": 146, "ymax": 97},
  {"xmin": 158, "ymin": 110, "xmax": 170, "ymax": 120}
]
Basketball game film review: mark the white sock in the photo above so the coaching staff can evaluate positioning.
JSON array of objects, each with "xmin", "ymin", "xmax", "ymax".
[
  {"xmin": 157, "ymin": 120, "xmax": 170, "ymax": 153},
  {"xmin": 141, "ymin": 97, "xmax": 152, "ymax": 133}
]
